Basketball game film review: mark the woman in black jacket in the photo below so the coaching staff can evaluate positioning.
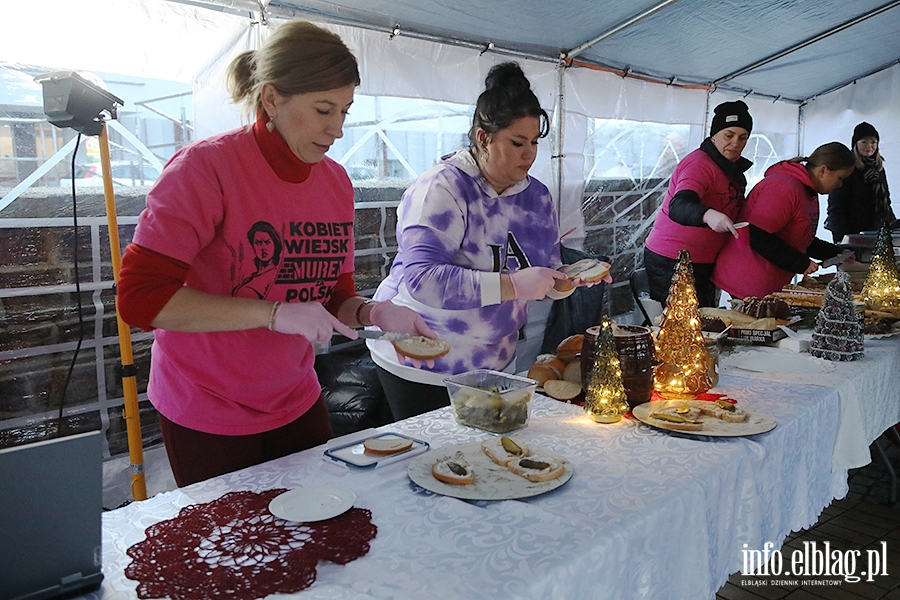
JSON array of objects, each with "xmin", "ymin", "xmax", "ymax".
[{"xmin": 825, "ymin": 121, "xmax": 896, "ymax": 243}]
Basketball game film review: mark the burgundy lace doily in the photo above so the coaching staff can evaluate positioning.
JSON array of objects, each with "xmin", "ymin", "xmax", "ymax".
[{"xmin": 125, "ymin": 489, "xmax": 377, "ymax": 599}]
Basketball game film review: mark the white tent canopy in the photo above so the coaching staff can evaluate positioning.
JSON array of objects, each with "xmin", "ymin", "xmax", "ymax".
[{"xmin": 1, "ymin": 0, "xmax": 898, "ymax": 236}]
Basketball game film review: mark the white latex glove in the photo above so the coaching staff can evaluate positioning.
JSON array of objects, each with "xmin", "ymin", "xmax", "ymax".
[
  {"xmin": 703, "ymin": 209, "xmax": 738, "ymax": 236},
  {"xmin": 369, "ymin": 301, "xmax": 437, "ymax": 337},
  {"xmin": 369, "ymin": 301, "xmax": 439, "ymax": 370},
  {"xmin": 804, "ymin": 260, "xmax": 819, "ymax": 276},
  {"xmin": 271, "ymin": 302, "xmax": 357, "ymax": 343},
  {"xmin": 510, "ymin": 267, "xmax": 568, "ymax": 300}
]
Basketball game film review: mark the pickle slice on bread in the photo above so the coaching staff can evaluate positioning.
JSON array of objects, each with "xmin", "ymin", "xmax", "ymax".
[
  {"xmin": 506, "ymin": 454, "xmax": 565, "ymax": 482},
  {"xmin": 481, "ymin": 436, "xmax": 530, "ymax": 466},
  {"xmin": 431, "ymin": 452, "xmax": 475, "ymax": 485}
]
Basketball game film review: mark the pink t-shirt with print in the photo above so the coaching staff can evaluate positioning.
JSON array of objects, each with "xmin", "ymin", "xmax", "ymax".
[
  {"xmin": 645, "ymin": 147, "xmax": 745, "ymax": 263},
  {"xmin": 133, "ymin": 126, "xmax": 354, "ymax": 436}
]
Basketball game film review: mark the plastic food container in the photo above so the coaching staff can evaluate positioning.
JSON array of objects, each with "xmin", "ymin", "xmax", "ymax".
[{"xmin": 444, "ymin": 369, "xmax": 537, "ymax": 433}]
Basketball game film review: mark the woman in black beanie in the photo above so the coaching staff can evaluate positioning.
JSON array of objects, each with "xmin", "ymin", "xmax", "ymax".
[
  {"xmin": 825, "ymin": 121, "xmax": 896, "ymax": 242},
  {"xmin": 643, "ymin": 100, "xmax": 754, "ymax": 307}
]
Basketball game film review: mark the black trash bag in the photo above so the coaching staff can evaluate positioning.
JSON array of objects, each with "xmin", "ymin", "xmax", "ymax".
[{"xmin": 540, "ymin": 245, "xmax": 609, "ymax": 354}]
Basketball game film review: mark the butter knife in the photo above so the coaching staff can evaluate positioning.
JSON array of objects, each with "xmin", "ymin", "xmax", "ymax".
[
  {"xmin": 820, "ymin": 249, "xmax": 854, "ymax": 269},
  {"xmin": 356, "ymin": 330, "xmax": 410, "ymax": 341}
]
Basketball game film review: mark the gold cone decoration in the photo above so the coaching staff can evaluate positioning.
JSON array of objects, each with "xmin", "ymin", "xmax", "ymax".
[
  {"xmin": 653, "ymin": 249, "xmax": 712, "ymax": 399},
  {"xmin": 583, "ymin": 316, "xmax": 630, "ymax": 423},
  {"xmin": 861, "ymin": 220, "xmax": 900, "ymax": 308}
]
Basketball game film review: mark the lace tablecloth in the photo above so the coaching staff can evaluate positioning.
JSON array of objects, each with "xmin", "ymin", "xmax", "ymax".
[
  {"xmin": 721, "ymin": 336, "xmax": 900, "ymax": 471},
  {"xmin": 124, "ymin": 489, "xmax": 377, "ymax": 599},
  {"xmin": 81, "ymin": 366, "xmax": 858, "ymax": 600}
]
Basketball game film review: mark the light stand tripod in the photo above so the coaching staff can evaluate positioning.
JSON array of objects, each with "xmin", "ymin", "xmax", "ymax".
[{"xmin": 35, "ymin": 71, "xmax": 147, "ymax": 501}]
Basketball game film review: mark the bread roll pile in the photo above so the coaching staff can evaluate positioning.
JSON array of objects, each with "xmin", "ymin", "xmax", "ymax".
[{"xmin": 526, "ymin": 334, "xmax": 584, "ymax": 402}]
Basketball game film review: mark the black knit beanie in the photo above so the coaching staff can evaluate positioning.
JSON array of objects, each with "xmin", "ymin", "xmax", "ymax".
[
  {"xmin": 852, "ymin": 122, "xmax": 879, "ymax": 146},
  {"xmin": 710, "ymin": 100, "xmax": 753, "ymax": 137}
]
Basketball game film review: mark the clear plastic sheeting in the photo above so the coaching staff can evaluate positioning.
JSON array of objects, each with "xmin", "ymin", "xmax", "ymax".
[
  {"xmin": 0, "ymin": 0, "xmax": 247, "ymax": 85},
  {"xmin": 802, "ymin": 62, "xmax": 900, "ymax": 241}
]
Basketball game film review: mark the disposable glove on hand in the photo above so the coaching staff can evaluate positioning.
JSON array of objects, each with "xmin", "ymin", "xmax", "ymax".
[
  {"xmin": 702, "ymin": 209, "xmax": 737, "ymax": 236},
  {"xmin": 369, "ymin": 301, "xmax": 439, "ymax": 369},
  {"xmin": 271, "ymin": 302, "xmax": 357, "ymax": 343},
  {"xmin": 510, "ymin": 267, "xmax": 568, "ymax": 300},
  {"xmin": 369, "ymin": 301, "xmax": 437, "ymax": 338},
  {"xmin": 804, "ymin": 260, "xmax": 819, "ymax": 276}
]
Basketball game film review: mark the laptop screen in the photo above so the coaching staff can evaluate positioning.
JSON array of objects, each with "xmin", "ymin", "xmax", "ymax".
[{"xmin": 0, "ymin": 430, "xmax": 104, "ymax": 600}]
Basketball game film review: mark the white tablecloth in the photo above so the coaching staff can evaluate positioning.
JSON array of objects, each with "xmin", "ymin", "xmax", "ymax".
[
  {"xmin": 83, "ymin": 366, "xmax": 860, "ymax": 600},
  {"xmin": 720, "ymin": 336, "xmax": 900, "ymax": 471}
]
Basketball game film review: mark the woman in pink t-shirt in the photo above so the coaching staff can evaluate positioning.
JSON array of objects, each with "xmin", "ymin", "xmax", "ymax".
[
  {"xmin": 712, "ymin": 142, "xmax": 856, "ymax": 300},
  {"xmin": 117, "ymin": 22, "xmax": 433, "ymax": 487},
  {"xmin": 643, "ymin": 100, "xmax": 754, "ymax": 307}
]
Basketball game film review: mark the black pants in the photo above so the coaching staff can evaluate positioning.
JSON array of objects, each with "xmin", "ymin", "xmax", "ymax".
[
  {"xmin": 643, "ymin": 247, "xmax": 718, "ymax": 308},
  {"xmin": 158, "ymin": 394, "xmax": 333, "ymax": 487},
  {"xmin": 375, "ymin": 365, "xmax": 450, "ymax": 421}
]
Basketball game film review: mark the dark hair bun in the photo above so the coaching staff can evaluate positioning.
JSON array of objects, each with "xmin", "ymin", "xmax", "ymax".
[
  {"xmin": 468, "ymin": 61, "xmax": 550, "ymax": 148},
  {"xmin": 484, "ymin": 62, "xmax": 531, "ymax": 94}
]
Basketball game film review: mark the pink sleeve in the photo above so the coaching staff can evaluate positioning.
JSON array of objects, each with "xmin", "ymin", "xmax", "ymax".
[
  {"xmin": 133, "ymin": 151, "xmax": 225, "ymax": 265},
  {"xmin": 671, "ymin": 154, "xmax": 715, "ymax": 198}
]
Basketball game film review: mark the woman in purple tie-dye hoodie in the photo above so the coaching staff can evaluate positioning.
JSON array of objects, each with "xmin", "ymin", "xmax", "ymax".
[{"xmin": 368, "ymin": 62, "xmax": 564, "ymax": 419}]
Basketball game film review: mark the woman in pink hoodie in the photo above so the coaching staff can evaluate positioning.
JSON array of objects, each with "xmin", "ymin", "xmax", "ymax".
[{"xmin": 712, "ymin": 142, "xmax": 855, "ymax": 300}]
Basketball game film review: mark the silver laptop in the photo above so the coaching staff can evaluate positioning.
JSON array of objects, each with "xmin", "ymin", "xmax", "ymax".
[{"xmin": 0, "ymin": 430, "xmax": 103, "ymax": 599}]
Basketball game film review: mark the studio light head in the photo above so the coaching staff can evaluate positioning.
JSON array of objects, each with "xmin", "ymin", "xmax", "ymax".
[{"xmin": 34, "ymin": 71, "xmax": 124, "ymax": 136}]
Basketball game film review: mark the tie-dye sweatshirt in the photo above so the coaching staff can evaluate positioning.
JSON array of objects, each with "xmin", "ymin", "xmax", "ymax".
[{"xmin": 371, "ymin": 149, "xmax": 560, "ymax": 379}]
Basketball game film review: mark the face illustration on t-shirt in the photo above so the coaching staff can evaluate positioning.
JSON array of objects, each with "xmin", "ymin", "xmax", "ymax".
[
  {"xmin": 230, "ymin": 219, "xmax": 353, "ymax": 303},
  {"xmin": 725, "ymin": 181, "xmax": 743, "ymax": 216}
]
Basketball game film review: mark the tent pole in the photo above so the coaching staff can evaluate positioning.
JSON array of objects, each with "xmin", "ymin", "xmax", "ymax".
[
  {"xmin": 553, "ymin": 62, "xmax": 566, "ymax": 218},
  {"xmin": 98, "ymin": 123, "xmax": 148, "ymax": 502}
]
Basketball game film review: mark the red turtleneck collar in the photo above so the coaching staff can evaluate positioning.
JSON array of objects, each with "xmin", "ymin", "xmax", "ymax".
[{"xmin": 252, "ymin": 114, "xmax": 313, "ymax": 183}]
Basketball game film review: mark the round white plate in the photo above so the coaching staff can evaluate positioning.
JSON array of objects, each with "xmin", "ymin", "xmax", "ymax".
[
  {"xmin": 268, "ymin": 486, "xmax": 356, "ymax": 522},
  {"xmin": 408, "ymin": 441, "xmax": 573, "ymax": 501},
  {"xmin": 632, "ymin": 400, "xmax": 777, "ymax": 437}
]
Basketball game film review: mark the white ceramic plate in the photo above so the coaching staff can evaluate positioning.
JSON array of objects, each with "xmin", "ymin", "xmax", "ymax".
[
  {"xmin": 268, "ymin": 486, "xmax": 356, "ymax": 522},
  {"xmin": 632, "ymin": 400, "xmax": 777, "ymax": 437},
  {"xmin": 408, "ymin": 441, "xmax": 573, "ymax": 501}
]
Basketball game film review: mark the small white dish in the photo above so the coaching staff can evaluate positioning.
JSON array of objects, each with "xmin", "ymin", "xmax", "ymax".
[
  {"xmin": 268, "ymin": 485, "xmax": 356, "ymax": 522},
  {"xmin": 545, "ymin": 285, "xmax": 575, "ymax": 300}
]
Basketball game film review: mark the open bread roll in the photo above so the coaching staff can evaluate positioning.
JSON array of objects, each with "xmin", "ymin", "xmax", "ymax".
[
  {"xmin": 363, "ymin": 437, "xmax": 414, "ymax": 455},
  {"xmin": 392, "ymin": 336, "xmax": 451, "ymax": 360},
  {"xmin": 543, "ymin": 379, "xmax": 582, "ymax": 402},
  {"xmin": 431, "ymin": 452, "xmax": 475, "ymax": 485},
  {"xmin": 562, "ymin": 259, "xmax": 610, "ymax": 284},
  {"xmin": 481, "ymin": 436, "xmax": 529, "ymax": 466},
  {"xmin": 506, "ymin": 455, "xmax": 565, "ymax": 482},
  {"xmin": 647, "ymin": 410, "xmax": 704, "ymax": 431}
]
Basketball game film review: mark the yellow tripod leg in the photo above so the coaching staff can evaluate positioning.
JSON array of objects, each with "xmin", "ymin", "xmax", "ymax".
[{"xmin": 98, "ymin": 123, "xmax": 147, "ymax": 501}]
